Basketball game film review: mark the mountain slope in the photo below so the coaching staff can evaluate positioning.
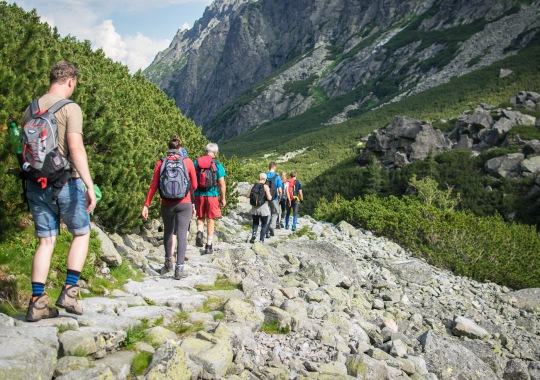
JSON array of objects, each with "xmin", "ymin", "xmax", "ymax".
[{"xmin": 145, "ymin": 0, "xmax": 540, "ymax": 142}]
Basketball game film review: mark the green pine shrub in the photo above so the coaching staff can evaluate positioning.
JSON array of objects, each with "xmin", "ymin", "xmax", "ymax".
[{"xmin": 0, "ymin": 3, "xmax": 243, "ymax": 235}]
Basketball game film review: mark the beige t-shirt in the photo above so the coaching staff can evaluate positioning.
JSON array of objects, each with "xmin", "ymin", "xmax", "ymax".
[{"xmin": 23, "ymin": 93, "xmax": 83, "ymax": 177}]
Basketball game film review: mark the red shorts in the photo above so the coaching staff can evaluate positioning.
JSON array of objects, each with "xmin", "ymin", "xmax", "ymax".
[{"xmin": 195, "ymin": 196, "xmax": 221, "ymax": 219}]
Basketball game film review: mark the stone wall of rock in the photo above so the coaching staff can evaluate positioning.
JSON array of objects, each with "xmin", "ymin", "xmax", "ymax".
[{"xmin": 0, "ymin": 188, "xmax": 539, "ymax": 379}]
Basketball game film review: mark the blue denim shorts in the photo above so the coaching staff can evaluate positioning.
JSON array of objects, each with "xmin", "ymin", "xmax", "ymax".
[{"xmin": 26, "ymin": 178, "xmax": 91, "ymax": 238}]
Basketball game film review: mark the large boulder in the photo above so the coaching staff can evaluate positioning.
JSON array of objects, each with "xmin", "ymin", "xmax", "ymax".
[
  {"xmin": 360, "ymin": 116, "xmax": 452, "ymax": 168},
  {"xmin": 485, "ymin": 153, "xmax": 524, "ymax": 178},
  {"xmin": 145, "ymin": 339, "xmax": 191, "ymax": 380},
  {"xmin": 521, "ymin": 156, "xmax": 540, "ymax": 177},
  {"xmin": 92, "ymin": 223, "xmax": 122, "ymax": 267},
  {"xmin": 419, "ymin": 330, "xmax": 498, "ymax": 379}
]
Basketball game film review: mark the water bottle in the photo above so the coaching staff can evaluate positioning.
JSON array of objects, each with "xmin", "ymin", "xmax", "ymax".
[{"xmin": 8, "ymin": 121, "xmax": 23, "ymax": 155}]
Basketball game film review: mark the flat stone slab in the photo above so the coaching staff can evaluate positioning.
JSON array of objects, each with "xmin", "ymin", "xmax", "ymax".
[
  {"xmin": 80, "ymin": 297, "xmax": 129, "ymax": 314},
  {"xmin": 123, "ymin": 278, "xmax": 209, "ymax": 310},
  {"xmin": 118, "ymin": 305, "xmax": 179, "ymax": 323},
  {"xmin": 76, "ymin": 312, "xmax": 141, "ymax": 331}
]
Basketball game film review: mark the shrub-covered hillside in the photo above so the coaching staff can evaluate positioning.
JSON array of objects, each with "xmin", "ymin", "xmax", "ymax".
[{"xmin": 0, "ymin": 3, "xmax": 211, "ymax": 235}]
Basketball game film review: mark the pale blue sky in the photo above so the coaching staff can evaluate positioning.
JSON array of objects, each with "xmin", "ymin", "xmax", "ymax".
[{"xmin": 9, "ymin": 0, "xmax": 212, "ymax": 72}]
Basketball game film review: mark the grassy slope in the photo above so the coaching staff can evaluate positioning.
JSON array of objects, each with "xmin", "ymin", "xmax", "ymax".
[{"xmin": 221, "ymin": 33, "xmax": 540, "ymax": 194}]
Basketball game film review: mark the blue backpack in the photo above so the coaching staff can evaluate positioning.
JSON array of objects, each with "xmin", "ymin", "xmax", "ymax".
[{"xmin": 159, "ymin": 157, "xmax": 190, "ymax": 200}]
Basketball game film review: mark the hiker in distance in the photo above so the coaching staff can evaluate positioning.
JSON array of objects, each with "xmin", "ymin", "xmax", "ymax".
[
  {"xmin": 265, "ymin": 162, "xmax": 282, "ymax": 238},
  {"xmin": 277, "ymin": 171, "xmax": 288, "ymax": 229},
  {"xmin": 194, "ymin": 143, "xmax": 226, "ymax": 255},
  {"xmin": 285, "ymin": 171, "xmax": 304, "ymax": 231},
  {"xmin": 247, "ymin": 172, "xmax": 273, "ymax": 243},
  {"xmin": 142, "ymin": 136, "xmax": 197, "ymax": 280},
  {"xmin": 23, "ymin": 61, "xmax": 97, "ymax": 322}
]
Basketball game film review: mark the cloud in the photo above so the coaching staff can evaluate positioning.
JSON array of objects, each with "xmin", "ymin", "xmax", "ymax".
[
  {"xmin": 8, "ymin": 0, "xmax": 210, "ymax": 72},
  {"xmin": 181, "ymin": 22, "xmax": 191, "ymax": 31},
  {"xmin": 93, "ymin": 20, "xmax": 170, "ymax": 72}
]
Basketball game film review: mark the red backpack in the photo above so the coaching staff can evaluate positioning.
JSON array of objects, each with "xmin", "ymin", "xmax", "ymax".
[
  {"xmin": 286, "ymin": 178, "xmax": 297, "ymax": 200},
  {"xmin": 196, "ymin": 155, "xmax": 218, "ymax": 191}
]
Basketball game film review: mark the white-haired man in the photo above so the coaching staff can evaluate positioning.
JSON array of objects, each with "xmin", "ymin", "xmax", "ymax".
[{"xmin": 194, "ymin": 143, "xmax": 226, "ymax": 255}]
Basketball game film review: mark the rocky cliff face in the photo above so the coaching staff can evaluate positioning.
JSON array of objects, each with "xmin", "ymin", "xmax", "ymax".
[{"xmin": 145, "ymin": 0, "xmax": 540, "ymax": 142}]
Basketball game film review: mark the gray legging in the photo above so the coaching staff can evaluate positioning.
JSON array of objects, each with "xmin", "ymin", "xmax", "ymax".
[{"xmin": 161, "ymin": 203, "xmax": 192, "ymax": 265}]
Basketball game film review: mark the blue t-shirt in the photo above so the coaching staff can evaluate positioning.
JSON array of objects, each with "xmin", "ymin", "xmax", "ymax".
[
  {"xmin": 194, "ymin": 158, "xmax": 226, "ymax": 197},
  {"xmin": 266, "ymin": 171, "xmax": 282, "ymax": 201}
]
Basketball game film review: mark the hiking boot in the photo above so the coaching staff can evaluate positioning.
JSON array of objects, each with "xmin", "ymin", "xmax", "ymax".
[
  {"xmin": 26, "ymin": 293, "xmax": 59, "ymax": 322},
  {"xmin": 204, "ymin": 244, "xmax": 213, "ymax": 255},
  {"xmin": 292, "ymin": 224, "xmax": 297, "ymax": 232},
  {"xmin": 249, "ymin": 234, "xmax": 256, "ymax": 244},
  {"xmin": 265, "ymin": 231, "xmax": 271, "ymax": 239},
  {"xmin": 161, "ymin": 257, "xmax": 174, "ymax": 274},
  {"xmin": 269, "ymin": 228, "xmax": 275, "ymax": 236},
  {"xmin": 195, "ymin": 231, "xmax": 204, "ymax": 247},
  {"xmin": 55, "ymin": 285, "xmax": 83, "ymax": 315},
  {"xmin": 285, "ymin": 224, "xmax": 289, "ymax": 230},
  {"xmin": 174, "ymin": 264, "xmax": 187, "ymax": 280}
]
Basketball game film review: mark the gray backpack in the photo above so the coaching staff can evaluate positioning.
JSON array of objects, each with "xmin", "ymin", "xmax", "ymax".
[
  {"xmin": 22, "ymin": 98, "xmax": 73, "ymax": 192},
  {"xmin": 159, "ymin": 157, "xmax": 190, "ymax": 200}
]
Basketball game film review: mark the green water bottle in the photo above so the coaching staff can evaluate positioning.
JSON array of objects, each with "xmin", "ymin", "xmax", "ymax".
[{"xmin": 8, "ymin": 121, "xmax": 23, "ymax": 155}]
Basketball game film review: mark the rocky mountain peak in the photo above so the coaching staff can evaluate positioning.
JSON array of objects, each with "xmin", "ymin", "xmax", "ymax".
[{"xmin": 145, "ymin": 0, "xmax": 540, "ymax": 143}]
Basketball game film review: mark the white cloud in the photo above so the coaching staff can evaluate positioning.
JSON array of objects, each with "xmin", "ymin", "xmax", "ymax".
[
  {"xmin": 93, "ymin": 20, "xmax": 170, "ymax": 72},
  {"xmin": 8, "ymin": 0, "xmax": 210, "ymax": 72},
  {"xmin": 181, "ymin": 22, "xmax": 191, "ymax": 31}
]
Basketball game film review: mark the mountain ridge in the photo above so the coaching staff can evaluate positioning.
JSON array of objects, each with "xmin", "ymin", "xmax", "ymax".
[{"xmin": 145, "ymin": 0, "xmax": 540, "ymax": 143}]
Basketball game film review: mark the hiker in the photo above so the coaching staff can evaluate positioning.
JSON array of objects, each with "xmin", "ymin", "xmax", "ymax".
[
  {"xmin": 194, "ymin": 143, "xmax": 226, "ymax": 255},
  {"xmin": 265, "ymin": 161, "xmax": 283, "ymax": 238},
  {"xmin": 142, "ymin": 136, "xmax": 197, "ymax": 279},
  {"xmin": 247, "ymin": 172, "xmax": 273, "ymax": 243},
  {"xmin": 23, "ymin": 61, "xmax": 97, "ymax": 322},
  {"xmin": 277, "ymin": 171, "xmax": 288, "ymax": 229},
  {"xmin": 285, "ymin": 171, "xmax": 304, "ymax": 231}
]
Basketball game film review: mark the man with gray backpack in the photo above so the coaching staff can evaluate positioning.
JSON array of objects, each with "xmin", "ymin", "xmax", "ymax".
[{"xmin": 22, "ymin": 61, "xmax": 97, "ymax": 322}]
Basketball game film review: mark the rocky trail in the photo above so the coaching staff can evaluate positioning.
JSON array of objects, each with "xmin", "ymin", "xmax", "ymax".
[{"xmin": 1, "ymin": 183, "xmax": 539, "ymax": 379}]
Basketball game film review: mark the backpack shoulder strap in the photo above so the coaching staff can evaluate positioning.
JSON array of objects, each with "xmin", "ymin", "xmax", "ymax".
[
  {"xmin": 47, "ymin": 99, "xmax": 74, "ymax": 114},
  {"xmin": 29, "ymin": 99, "xmax": 40, "ymax": 116},
  {"xmin": 159, "ymin": 158, "xmax": 166, "ymax": 174}
]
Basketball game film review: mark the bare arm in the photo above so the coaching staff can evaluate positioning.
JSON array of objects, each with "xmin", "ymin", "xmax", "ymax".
[
  {"xmin": 218, "ymin": 177, "xmax": 226, "ymax": 207},
  {"xmin": 299, "ymin": 189, "xmax": 303, "ymax": 202},
  {"xmin": 67, "ymin": 132, "xmax": 96, "ymax": 214},
  {"xmin": 246, "ymin": 184, "xmax": 253, "ymax": 198}
]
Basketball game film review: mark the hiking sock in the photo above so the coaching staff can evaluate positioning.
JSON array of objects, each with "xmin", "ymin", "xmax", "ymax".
[
  {"xmin": 31, "ymin": 282, "xmax": 45, "ymax": 298},
  {"xmin": 293, "ymin": 216, "xmax": 298, "ymax": 230},
  {"xmin": 285, "ymin": 216, "xmax": 290, "ymax": 229},
  {"xmin": 65, "ymin": 269, "xmax": 81, "ymax": 286},
  {"xmin": 197, "ymin": 225, "xmax": 204, "ymax": 233},
  {"xmin": 207, "ymin": 235, "xmax": 213, "ymax": 245}
]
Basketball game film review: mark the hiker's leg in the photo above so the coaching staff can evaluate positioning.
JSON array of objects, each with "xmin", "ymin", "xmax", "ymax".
[
  {"xmin": 58, "ymin": 178, "xmax": 91, "ymax": 273},
  {"xmin": 207, "ymin": 218, "xmax": 215, "ymax": 244},
  {"xmin": 174, "ymin": 203, "xmax": 192, "ymax": 265},
  {"xmin": 252, "ymin": 215, "xmax": 259, "ymax": 234},
  {"xmin": 66, "ymin": 232, "xmax": 91, "ymax": 272},
  {"xmin": 31, "ymin": 236, "xmax": 56, "ymax": 283},
  {"xmin": 162, "ymin": 204, "xmax": 176, "ymax": 260},
  {"xmin": 260, "ymin": 215, "xmax": 269, "ymax": 241},
  {"xmin": 269, "ymin": 200, "xmax": 279, "ymax": 229}
]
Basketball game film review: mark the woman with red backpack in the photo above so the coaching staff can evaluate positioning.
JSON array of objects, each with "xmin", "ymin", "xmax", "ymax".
[{"xmin": 285, "ymin": 171, "xmax": 304, "ymax": 231}]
